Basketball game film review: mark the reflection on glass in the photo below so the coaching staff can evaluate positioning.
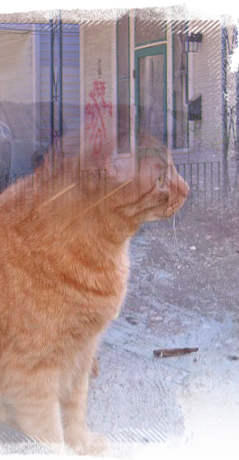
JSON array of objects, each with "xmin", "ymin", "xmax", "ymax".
[{"xmin": 138, "ymin": 54, "xmax": 165, "ymax": 149}]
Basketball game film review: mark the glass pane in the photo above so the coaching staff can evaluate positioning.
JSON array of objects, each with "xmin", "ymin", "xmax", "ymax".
[
  {"xmin": 117, "ymin": 13, "xmax": 129, "ymax": 79},
  {"xmin": 117, "ymin": 79, "xmax": 130, "ymax": 153},
  {"xmin": 138, "ymin": 54, "xmax": 165, "ymax": 147},
  {"xmin": 135, "ymin": 8, "xmax": 166, "ymax": 46}
]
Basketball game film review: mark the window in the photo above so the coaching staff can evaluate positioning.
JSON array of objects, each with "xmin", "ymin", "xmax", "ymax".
[{"xmin": 117, "ymin": 12, "xmax": 130, "ymax": 153}]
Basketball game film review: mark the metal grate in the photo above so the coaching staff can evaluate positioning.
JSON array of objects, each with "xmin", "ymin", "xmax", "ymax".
[{"xmin": 175, "ymin": 161, "xmax": 221, "ymax": 207}]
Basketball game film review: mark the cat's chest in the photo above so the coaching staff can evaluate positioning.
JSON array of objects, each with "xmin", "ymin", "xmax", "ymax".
[
  {"xmin": 80, "ymin": 238, "xmax": 130, "ymax": 280},
  {"xmin": 58, "ymin": 239, "xmax": 131, "ymax": 324},
  {"xmin": 80, "ymin": 241, "xmax": 130, "ymax": 301}
]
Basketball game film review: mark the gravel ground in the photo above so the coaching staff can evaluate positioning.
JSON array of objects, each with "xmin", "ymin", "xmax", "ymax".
[{"xmin": 89, "ymin": 200, "xmax": 239, "ymax": 459}]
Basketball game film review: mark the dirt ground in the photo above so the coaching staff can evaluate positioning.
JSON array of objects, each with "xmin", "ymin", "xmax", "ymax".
[{"xmin": 88, "ymin": 199, "xmax": 239, "ymax": 459}]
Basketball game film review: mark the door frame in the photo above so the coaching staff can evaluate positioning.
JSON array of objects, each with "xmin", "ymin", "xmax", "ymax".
[{"xmin": 134, "ymin": 44, "xmax": 167, "ymax": 157}]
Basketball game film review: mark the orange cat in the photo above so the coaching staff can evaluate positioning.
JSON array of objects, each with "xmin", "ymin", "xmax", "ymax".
[{"xmin": 0, "ymin": 151, "xmax": 189, "ymax": 454}]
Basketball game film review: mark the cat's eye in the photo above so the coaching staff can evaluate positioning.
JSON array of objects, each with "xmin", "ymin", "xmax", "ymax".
[{"xmin": 156, "ymin": 174, "xmax": 165, "ymax": 187}]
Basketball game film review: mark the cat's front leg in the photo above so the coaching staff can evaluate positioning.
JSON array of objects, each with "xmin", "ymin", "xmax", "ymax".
[
  {"xmin": 0, "ymin": 400, "xmax": 18, "ymax": 429},
  {"xmin": 61, "ymin": 347, "xmax": 108, "ymax": 455},
  {"xmin": 13, "ymin": 388, "xmax": 68, "ymax": 460}
]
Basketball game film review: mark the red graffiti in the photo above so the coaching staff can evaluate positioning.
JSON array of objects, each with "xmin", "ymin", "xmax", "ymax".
[{"xmin": 85, "ymin": 80, "xmax": 112, "ymax": 154}]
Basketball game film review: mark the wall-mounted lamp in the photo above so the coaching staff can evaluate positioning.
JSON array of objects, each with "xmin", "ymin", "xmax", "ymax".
[{"xmin": 184, "ymin": 32, "xmax": 203, "ymax": 53}]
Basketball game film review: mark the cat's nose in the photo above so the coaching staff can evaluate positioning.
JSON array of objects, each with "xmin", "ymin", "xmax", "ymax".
[
  {"xmin": 174, "ymin": 176, "xmax": 189, "ymax": 198},
  {"xmin": 181, "ymin": 180, "xmax": 189, "ymax": 198}
]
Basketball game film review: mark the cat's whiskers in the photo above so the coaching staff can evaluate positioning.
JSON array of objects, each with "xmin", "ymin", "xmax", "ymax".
[
  {"xmin": 39, "ymin": 180, "xmax": 133, "ymax": 215},
  {"xmin": 173, "ymin": 214, "xmax": 178, "ymax": 250},
  {"xmin": 19, "ymin": 178, "xmax": 133, "ymax": 226},
  {"xmin": 69, "ymin": 179, "xmax": 133, "ymax": 222},
  {"xmin": 36, "ymin": 183, "xmax": 77, "ymax": 211}
]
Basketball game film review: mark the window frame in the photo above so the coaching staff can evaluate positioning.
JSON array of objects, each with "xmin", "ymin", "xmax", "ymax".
[{"xmin": 116, "ymin": 11, "xmax": 131, "ymax": 154}]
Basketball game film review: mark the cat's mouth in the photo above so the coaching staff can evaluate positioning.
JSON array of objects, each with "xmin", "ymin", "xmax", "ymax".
[{"xmin": 162, "ymin": 196, "xmax": 187, "ymax": 218}]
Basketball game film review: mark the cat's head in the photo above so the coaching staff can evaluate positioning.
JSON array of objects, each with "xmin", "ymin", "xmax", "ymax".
[
  {"xmin": 27, "ymin": 149, "xmax": 188, "ymax": 229},
  {"xmin": 109, "ymin": 151, "xmax": 189, "ymax": 225},
  {"xmin": 138, "ymin": 153, "xmax": 189, "ymax": 220}
]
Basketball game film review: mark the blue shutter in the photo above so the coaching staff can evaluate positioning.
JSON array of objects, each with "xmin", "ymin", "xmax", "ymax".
[{"xmin": 39, "ymin": 23, "xmax": 80, "ymax": 154}]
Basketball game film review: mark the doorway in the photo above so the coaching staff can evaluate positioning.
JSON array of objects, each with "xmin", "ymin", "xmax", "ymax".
[{"xmin": 135, "ymin": 44, "xmax": 167, "ymax": 161}]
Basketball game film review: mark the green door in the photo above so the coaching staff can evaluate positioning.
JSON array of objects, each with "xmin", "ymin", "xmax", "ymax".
[{"xmin": 135, "ymin": 45, "xmax": 167, "ymax": 161}]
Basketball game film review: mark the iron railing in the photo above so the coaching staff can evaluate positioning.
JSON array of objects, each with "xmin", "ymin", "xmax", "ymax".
[
  {"xmin": 175, "ymin": 161, "xmax": 221, "ymax": 207},
  {"xmin": 2, "ymin": 161, "xmax": 239, "ymax": 209}
]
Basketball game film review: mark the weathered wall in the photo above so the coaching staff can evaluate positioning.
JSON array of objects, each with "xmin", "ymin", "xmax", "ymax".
[
  {"xmin": 83, "ymin": 17, "xmax": 135, "ymax": 181},
  {"xmin": 83, "ymin": 20, "xmax": 115, "ymax": 169},
  {"xmin": 0, "ymin": 26, "xmax": 34, "ymax": 174},
  {"xmin": 191, "ymin": 20, "xmax": 222, "ymax": 155}
]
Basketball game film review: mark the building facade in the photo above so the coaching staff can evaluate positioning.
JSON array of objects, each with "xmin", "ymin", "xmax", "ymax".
[
  {"xmin": 80, "ymin": 8, "xmax": 237, "ymax": 182},
  {"xmin": 0, "ymin": 8, "xmax": 237, "ymax": 183}
]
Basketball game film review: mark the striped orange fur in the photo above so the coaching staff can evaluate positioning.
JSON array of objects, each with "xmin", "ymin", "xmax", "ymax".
[{"xmin": 0, "ymin": 151, "xmax": 188, "ymax": 454}]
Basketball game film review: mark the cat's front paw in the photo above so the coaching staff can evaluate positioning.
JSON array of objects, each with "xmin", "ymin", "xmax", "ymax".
[{"xmin": 74, "ymin": 432, "xmax": 109, "ymax": 456}]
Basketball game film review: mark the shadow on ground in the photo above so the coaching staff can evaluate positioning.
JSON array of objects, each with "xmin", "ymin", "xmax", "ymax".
[{"xmin": 89, "ymin": 203, "xmax": 239, "ymax": 458}]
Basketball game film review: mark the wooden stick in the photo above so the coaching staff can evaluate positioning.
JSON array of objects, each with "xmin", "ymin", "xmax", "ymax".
[{"xmin": 153, "ymin": 347, "xmax": 199, "ymax": 358}]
